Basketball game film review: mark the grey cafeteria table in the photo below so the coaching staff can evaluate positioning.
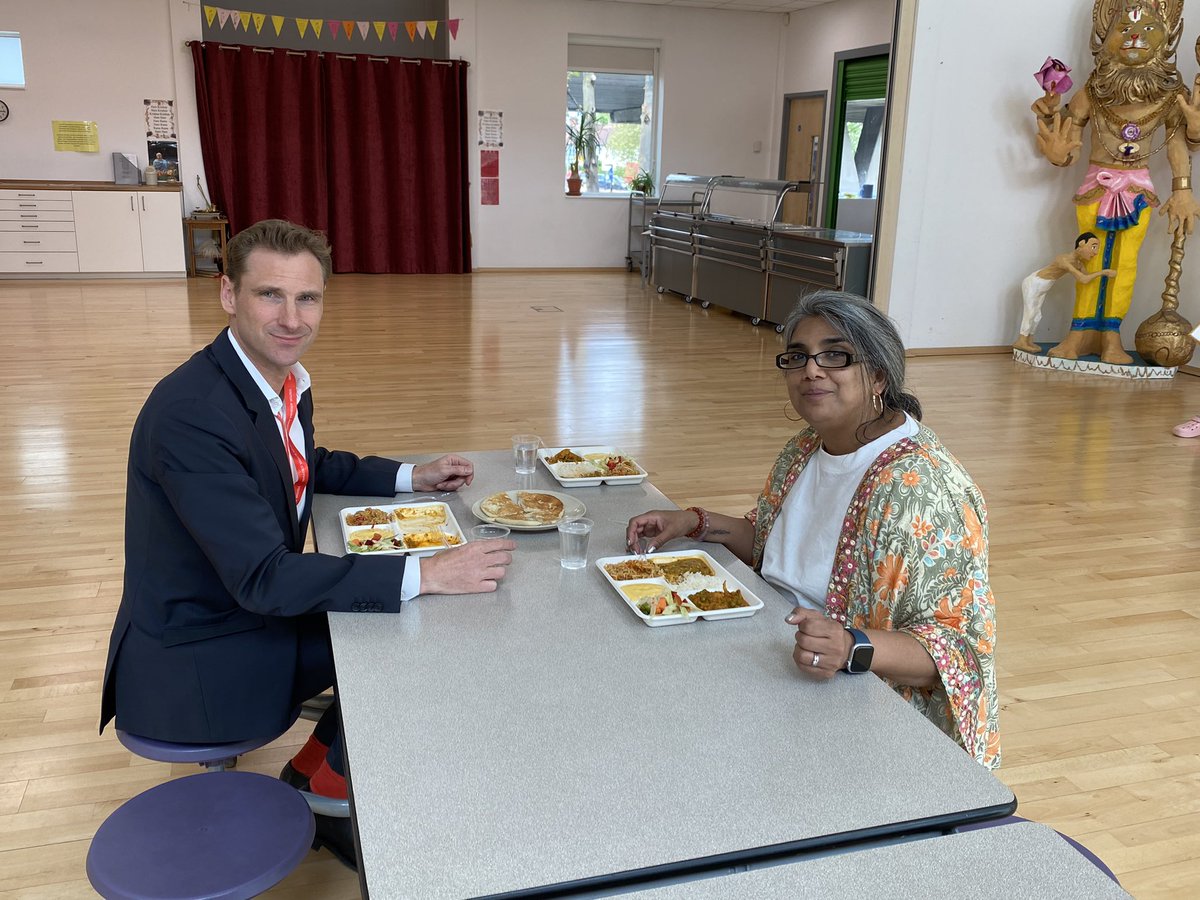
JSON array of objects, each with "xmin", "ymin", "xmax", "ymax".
[
  {"xmin": 618, "ymin": 822, "xmax": 1129, "ymax": 899},
  {"xmin": 313, "ymin": 450, "xmax": 1015, "ymax": 899}
]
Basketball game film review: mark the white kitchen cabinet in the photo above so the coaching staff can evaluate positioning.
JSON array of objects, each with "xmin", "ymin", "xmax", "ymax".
[
  {"xmin": 136, "ymin": 191, "xmax": 187, "ymax": 273},
  {"xmin": 73, "ymin": 191, "xmax": 145, "ymax": 272}
]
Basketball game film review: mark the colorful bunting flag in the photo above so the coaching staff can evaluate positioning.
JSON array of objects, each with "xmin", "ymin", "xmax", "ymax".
[{"xmin": 202, "ymin": 6, "xmax": 462, "ymax": 42}]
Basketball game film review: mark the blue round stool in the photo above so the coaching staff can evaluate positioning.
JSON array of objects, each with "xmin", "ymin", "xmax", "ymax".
[
  {"xmin": 117, "ymin": 728, "xmax": 282, "ymax": 770},
  {"xmin": 87, "ymin": 770, "xmax": 314, "ymax": 899}
]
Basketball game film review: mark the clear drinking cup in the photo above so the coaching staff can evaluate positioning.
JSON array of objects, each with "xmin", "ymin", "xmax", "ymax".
[
  {"xmin": 558, "ymin": 517, "xmax": 594, "ymax": 570},
  {"xmin": 470, "ymin": 524, "xmax": 511, "ymax": 541},
  {"xmin": 512, "ymin": 434, "xmax": 540, "ymax": 475}
]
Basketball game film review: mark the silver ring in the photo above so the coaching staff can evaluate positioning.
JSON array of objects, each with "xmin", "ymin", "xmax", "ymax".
[{"xmin": 811, "ymin": 652, "xmax": 821, "ymax": 667}]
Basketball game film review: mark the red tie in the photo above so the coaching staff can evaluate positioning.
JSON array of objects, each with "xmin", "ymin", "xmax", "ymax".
[{"xmin": 276, "ymin": 373, "xmax": 309, "ymax": 506}]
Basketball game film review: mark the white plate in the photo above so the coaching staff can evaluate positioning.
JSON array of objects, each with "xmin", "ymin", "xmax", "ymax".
[
  {"xmin": 470, "ymin": 489, "xmax": 587, "ymax": 532},
  {"xmin": 594, "ymin": 549, "xmax": 765, "ymax": 627},
  {"xmin": 538, "ymin": 446, "xmax": 647, "ymax": 487},
  {"xmin": 339, "ymin": 502, "xmax": 466, "ymax": 557}
]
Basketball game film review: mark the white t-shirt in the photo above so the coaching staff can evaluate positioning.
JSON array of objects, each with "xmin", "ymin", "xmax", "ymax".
[{"xmin": 760, "ymin": 414, "xmax": 919, "ymax": 611}]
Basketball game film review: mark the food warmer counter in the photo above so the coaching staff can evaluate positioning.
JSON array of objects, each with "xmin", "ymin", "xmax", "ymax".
[
  {"xmin": 765, "ymin": 227, "xmax": 873, "ymax": 331},
  {"xmin": 648, "ymin": 174, "xmax": 715, "ymax": 299},
  {"xmin": 692, "ymin": 178, "xmax": 803, "ymax": 323}
]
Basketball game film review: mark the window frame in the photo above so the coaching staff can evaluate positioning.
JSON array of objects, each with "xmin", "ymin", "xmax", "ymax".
[{"xmin": 0, "ymin": 32, "xmax": 26, "ymax": 90}]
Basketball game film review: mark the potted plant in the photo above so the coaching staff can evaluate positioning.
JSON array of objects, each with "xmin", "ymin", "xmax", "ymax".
[
  {"xmin": 628, "ymin": 170, "xmax": 654, "ymax": 197},
  {"xmin": 566, "ymin": 111, "xmax": 600, "ymax": 196}
]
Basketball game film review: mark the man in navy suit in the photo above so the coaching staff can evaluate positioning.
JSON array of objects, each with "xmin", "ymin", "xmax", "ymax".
[{"xmin": 100, "ymin": 219, "xmax": 514, "ymax": 868}]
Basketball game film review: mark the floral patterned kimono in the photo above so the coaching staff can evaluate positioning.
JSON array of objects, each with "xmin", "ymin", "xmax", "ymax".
[{"xmin": 748, "ymin": 423, "xmax": 1000, "ymax": 769}]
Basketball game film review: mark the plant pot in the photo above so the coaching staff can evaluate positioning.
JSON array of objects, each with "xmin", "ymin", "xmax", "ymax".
[{"xmin": 566, "ymin": 172, "xmax": 582, "ymax": 196}]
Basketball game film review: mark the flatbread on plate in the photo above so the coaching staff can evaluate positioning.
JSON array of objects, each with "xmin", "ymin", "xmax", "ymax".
[{"xmin": 517, "ymin": 491, "xmax": 565, "ymax": 523}]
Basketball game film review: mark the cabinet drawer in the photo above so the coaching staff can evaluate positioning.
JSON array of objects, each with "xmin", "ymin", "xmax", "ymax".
[
  {"xmin": 0, "ymin": 189, "xmax": 73, "ymax": 202},
  {"xmin": 0, "ymin": 232, "xmax": 77, "ymax": 252},
  {"xmin": 0, "ymin": 252, "xmax": 80, "ymax": 273},
  {"xmin": 0, "ymin": 209, "xmax": 75, "ymax": 222},
  {"xmin": 0, "ymin": 199, "xmax": 74, "ymax": 212},
  {"xmin": 0, "ymin": 220, "xmax": 76, "ymax": 232}
]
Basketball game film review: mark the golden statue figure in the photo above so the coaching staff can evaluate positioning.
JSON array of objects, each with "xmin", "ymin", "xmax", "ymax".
[{"xmin": 1033, "ymin": 0, "xmax": 1199, "ymax": 366}]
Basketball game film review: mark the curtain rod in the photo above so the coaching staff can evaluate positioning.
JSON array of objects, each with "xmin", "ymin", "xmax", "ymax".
[{"xmin": 185, "ymin": 40, "xmax": 466, "ymax": 66}]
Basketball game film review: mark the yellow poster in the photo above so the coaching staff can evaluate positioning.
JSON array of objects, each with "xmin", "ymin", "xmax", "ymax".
[{"xmin": 52, "ymin": 120, "xmax": 100, "ymax": 152}]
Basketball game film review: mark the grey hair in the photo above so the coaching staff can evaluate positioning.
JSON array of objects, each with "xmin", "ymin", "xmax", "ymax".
[{"xmin": 782, "ymin": 290, "xmax": 922, "ymax": 423}]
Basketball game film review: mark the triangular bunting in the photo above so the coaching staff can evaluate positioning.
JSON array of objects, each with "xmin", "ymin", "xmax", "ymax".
[
  {"xmin": 311, "ymin": 19, "xmax": 323, "ymax": 38},
  {"xmin": 343, "ymin": 20, "xmax": 354, "ymax": 39},
  {"xmin": 417, "ymin": 21, "xmax": 427, "ymax": 38},
  {"xmin": 405, "ymin": 21, "xmax": 417, "ymax": 41},
  {"xmin": 427, "ymin": 21, "xmax": 438, "ymax": 39},
  {"xmin": 357, "ymin": 21, "xmax": 369, "ymax": 40},
  {"xmin": 373, "ymin": 21, "xmax": 386, "ymax": 41},
  {"xmin": 233, "ymin": 11, "xmax": 244, "ymax": 30},
  {"xmin": 252, "ymin": 12, "xmax": 265, "ymax": 33},
  {"xmin": 388, "ymin": 21, "xmax": 399, "ymax": 41},
  {"xmin": 296, "ymin": 17, "xmax": 309, "ymax": 38},
  {"xmin": 447, "ymin": 19, "xmax": 460, "ymax": 39},
  {"xmin": 217, "ymin": 8, "xmax": 230, "ymax": 28},
  {"xmin": 239, "ymin": 11, "xmax": 251, "ymax": 30},
  {"xmin": 328, "ymin": 20, "xmax": 339, "ymax": 39},
  {"xmin": 271, "ymin": 14, "xmax": 284, "ymax": 35},
  {"xmin": 204, "ymin": 5, "xmax": 217, "ymax": 27}
]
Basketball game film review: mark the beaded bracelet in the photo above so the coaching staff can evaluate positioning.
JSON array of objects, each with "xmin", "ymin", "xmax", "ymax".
[{"xmin": 685, "ymin": 506, "xmax": 709, "ymax": 540}]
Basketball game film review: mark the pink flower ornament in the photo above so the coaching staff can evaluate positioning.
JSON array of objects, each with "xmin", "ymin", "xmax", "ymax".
[{"xmin": 1035, "ymin": 57, "xmax": 1073, "ymax": 95}]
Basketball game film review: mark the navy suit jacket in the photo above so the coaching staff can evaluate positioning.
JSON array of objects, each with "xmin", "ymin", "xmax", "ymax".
[{"xmin": 101, "ymin": 329, "xmax": 407, "ymax": 742}]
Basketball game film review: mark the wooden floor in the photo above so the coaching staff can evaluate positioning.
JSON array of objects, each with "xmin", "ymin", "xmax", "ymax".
[{"xmin": 1, "ymin": 271, "xmax": 1199, "ymax": 898}]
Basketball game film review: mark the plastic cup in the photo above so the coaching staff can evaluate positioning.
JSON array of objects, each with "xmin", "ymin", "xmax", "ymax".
[
  {"xmin": 557, "ymin": 517, "xmax": 593, "ymax": 570},
  {"xmin": 470, "ymin": 524, "xmax": 511, "ymax": 541},
  {"xmin": 512, "ymin": 434, "xmax": 540, "ymax": 475}
]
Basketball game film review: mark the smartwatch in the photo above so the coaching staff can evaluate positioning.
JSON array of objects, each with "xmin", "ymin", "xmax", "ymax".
[{"xmin": 844, "ymin": 627, "xmax": 874, "ymax": 674}]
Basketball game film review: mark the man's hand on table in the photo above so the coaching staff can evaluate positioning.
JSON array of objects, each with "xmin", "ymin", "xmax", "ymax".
[
  {"xmin": 412, "ymin": 454, "xmax": 474, "ymax": 492},
  {"xmin": 419, "ymin": 540, "xmax": 515, "ymax": 594}
]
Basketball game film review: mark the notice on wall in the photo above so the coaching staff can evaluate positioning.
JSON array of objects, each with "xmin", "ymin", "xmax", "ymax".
[
  {"xmin": 144, "ymin": 99, "xmax": 177, "ymax": 139},
  {"xmin": 478, "ymin": 109, "xmax": 502, "ymax": 147},
  {"xmin": 52, "ymin": 120, "xmax": 100, "ymax": 152},
  {"xmin": 481, "ymin": 149, "xmax": 499, "ymax": 206}
]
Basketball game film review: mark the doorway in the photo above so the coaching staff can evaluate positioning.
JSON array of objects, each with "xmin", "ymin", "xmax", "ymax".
[
  {"xmin": 825, "ymin": 47, "xmax": 890, "ymax": 233},
  {"xmin": 777, "ymin": 92, "xmax": 826, "ymax": 226}
]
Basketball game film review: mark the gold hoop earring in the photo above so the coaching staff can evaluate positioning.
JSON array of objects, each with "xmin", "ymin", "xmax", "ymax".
[
  {"xmin": 784, "ymin": 401, "xmax": 802, "ymax": 422},
  {"xmin": 871, "ymin": 392, "xmax": 883, "ymax": 415}
]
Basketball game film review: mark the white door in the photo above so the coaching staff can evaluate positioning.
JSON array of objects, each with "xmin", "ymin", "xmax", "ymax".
[
  {"xmin": 138, "ymin": 192, "xmax": 185, "ymax": 273},
  {"xmin": 73, "ymin": 191, "xmax": 143, "ymax": 272}
]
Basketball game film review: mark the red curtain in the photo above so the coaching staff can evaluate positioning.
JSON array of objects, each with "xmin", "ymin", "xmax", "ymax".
[{"xmin": 191, "ymin": 43, "xmax": 471, "ymax": 274}]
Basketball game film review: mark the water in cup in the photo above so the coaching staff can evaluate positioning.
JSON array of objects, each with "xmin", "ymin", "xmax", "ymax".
[
  {"xmin": 512, "ymin": 434, "xmax": 540, "ymax": 475},
  {"xmin": 558, "ymin": 517, "xmax": 593, "ymax": 570}
]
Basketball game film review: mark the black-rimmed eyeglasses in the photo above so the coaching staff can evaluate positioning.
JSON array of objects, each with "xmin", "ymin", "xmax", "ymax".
[{"xmin": 775, "ymin": 350, "xmax": 857, "ymax": 370}]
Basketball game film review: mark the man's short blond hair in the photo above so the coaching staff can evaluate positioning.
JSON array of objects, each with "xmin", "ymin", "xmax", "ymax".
[{"xmin": 226, "ymin": 219, "xmax": 333, "ymax": 285}]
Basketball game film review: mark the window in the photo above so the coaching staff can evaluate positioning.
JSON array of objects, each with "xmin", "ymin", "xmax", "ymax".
[
  {"xmin": 0, "ymin": 32, "xmax": 25, "ymax": 89},
  {"xmin": 826, "ymin": 53, "xmax": 889, "ymax": 230},
  {"xmin": 566, "ymin": 38, "xmax": 658, "ymax": 195}
]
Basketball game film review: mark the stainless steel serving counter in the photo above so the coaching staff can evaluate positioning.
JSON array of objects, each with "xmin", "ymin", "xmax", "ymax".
[{"xmin": 766, "ymin": 227, "xmax": 873, "ymax": 330}]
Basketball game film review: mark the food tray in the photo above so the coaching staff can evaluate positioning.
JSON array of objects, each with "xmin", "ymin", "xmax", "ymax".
[
  {"xmin": 594, "ymin": 549, "xmax": 765, "ymax": 627},
  {"xmin": 470, "ymin": 489, "xmax": 586, "ymax": 532},
  {"xmin": 538, "ymin": 445, "xmax": 647, "ymax": 487},
  {"xmin": 339, "ymin": 502, "xmax": 466, "ymax": 557}
]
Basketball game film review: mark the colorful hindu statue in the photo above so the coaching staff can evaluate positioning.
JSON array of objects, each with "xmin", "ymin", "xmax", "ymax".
[{"xmin": 1032, "ymin": 0, "xmax": 1200, "ymax": 365}]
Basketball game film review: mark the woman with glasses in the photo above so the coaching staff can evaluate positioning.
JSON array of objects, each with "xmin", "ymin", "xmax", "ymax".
[{"xmin": 626, "ymin": 291, "xmax": 998, "ymax": 768}]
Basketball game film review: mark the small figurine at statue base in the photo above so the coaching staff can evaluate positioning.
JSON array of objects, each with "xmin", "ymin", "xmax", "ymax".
[{"xmin": 1014, "ymin": 232, "xmax": 1117, "ymax": 354}]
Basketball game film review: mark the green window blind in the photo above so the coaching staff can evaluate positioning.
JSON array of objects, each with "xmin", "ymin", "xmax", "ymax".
[{"xmin": 842, "ymin": 56, "xmax": 890, "ymax": 102}]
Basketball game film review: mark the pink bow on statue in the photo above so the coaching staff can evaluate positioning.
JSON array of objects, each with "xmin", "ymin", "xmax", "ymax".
[{"xmin": 1034, "ymin": 57, "xmax": 1073, "ymax": 95}]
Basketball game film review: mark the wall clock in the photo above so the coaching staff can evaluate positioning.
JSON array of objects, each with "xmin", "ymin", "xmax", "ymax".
[{"xmin": 0, "ymin": 100, "xmax": 9, "ymax": 123}]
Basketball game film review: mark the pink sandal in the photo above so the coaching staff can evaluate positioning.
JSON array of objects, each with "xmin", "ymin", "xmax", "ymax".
[{"xmin": 1173, "ymin": 416, "xmax": 1200, "ymax": 438}]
